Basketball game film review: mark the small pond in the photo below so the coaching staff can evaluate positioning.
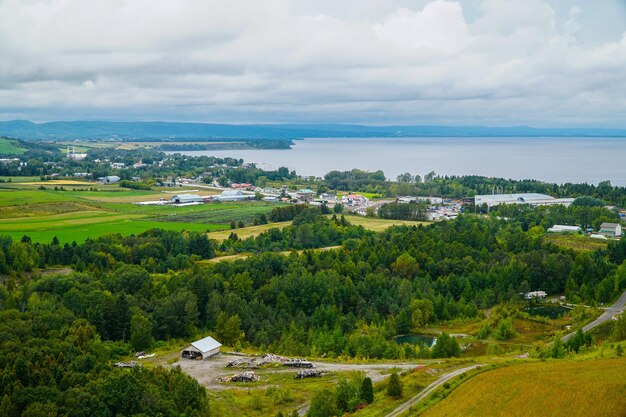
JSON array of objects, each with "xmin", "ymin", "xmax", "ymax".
[
  {"xmin": 394, "ymin": 334, "xmax": 436, "ymax": 347},
  {"xmin": 523, "ymin": 305, "xmax": 570, "ymax": 319}
]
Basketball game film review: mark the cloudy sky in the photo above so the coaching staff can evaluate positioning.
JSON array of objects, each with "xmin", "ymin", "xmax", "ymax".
[{"xmin": 1, "ymin": 0, "xmax": 626, "ymax": 126}]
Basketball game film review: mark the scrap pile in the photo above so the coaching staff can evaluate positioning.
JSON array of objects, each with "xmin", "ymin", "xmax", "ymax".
[
  {"xmin": 295, "ymin": 369, "xmax": 325, "ymax": 379},
  {"xmin": 220, "ymin": 371, "xmax": 260, "ymax": 383},
  {"xmin": 283, "ymin": 360, "xmax": 313, "ymax": 368},
  {"xmin": 114, "ymin": 360, "xmax": 139, "ymax": 368},
  {"xmin": 226, "ymin": 358, "xmax": 259, "ymax": 369}
]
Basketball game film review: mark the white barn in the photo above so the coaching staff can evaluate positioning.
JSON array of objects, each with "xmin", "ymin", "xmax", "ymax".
[
  {"xmin": 214, "ymin": 190, "xmax": 253, "ymax": 202},
  {"xmin": 181, "ymin": 336, "xmax": 222, "ymax": 360},
  {"xmin": 171, "ymin": 194, "xmax": 203, "ymax": 204}
]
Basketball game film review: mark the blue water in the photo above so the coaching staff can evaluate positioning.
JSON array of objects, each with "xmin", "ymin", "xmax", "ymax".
[{"xmin": 174, "ymin": 137, "xmax": 626, "ymax": 185}]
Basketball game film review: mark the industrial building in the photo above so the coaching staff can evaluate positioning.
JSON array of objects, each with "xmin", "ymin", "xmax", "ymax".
[
  {"xmin": 171, "ymin": 194, "xmax": 203, "ymax": 204},
  {"xmin": 474, "ymin": 193, "xmax": 575, "ymax": 208},
  {"xmin": 181, "ymin": 336, "xmax": 222, "ymax": 360}
]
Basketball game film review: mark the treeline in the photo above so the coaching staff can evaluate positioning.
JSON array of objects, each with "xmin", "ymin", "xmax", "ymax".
[
  {"xmin": 487, "ymin": 202, "xmax": 621, "ymax": 231},
  {"xmin": 221, "ymin": 212, "xmax": 365, "ymax": 253},
  {"xmin": 322, "ymin": 171, "xmax": 626, "ymax": 205},
  {"xmin": 118, "ymin": 179, "xmax": 151, "ymax": 190},
  {"xmin": 378, "ymin": 202, "xmax": 429, "ymax": 221},
  {"xmin": 0, "ymin": 230, "xmax": 216, "ymax": 274}
]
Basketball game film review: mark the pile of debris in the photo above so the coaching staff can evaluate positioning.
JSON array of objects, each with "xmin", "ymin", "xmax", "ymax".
[
  {"xmin": 295, "ymin": 370, "xmax": 325, "ymax": 379},
  {"xmin": 114, "ymin": 360, "xmax": 139, "ymax": 368},
  {"xmin": 283, "ymin": 360, "xmax": 313, "ymax": 368},
  {"xmin": 227, "ymin": 358, "xmax": 259, "ymax": 369},
  {"xmin": 220, "ymin": 371, "xmax": 260, "ymax": 383}
]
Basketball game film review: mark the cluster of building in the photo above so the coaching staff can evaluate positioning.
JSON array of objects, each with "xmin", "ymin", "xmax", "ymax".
[
  {"xmin": 547, "ymin": 222, "xmax": 622, "ymax": 239},
  {"xmin": 397, "ymin": 195, "xmax": 462, "ymax": 221}
]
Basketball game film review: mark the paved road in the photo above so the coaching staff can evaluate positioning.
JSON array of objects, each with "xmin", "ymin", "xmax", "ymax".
[
  {"xmin": 385, "ymin": 364, "xmax": 484, "ymax": 417},
  {"xmin": 562, "ymin": 290, "xmax": 626, "ymax": 342}
]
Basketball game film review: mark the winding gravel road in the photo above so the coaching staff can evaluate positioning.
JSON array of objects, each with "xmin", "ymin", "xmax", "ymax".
[
  {"xmin": 562, "ymin": 290, "xmax": 626, "ymax": 342},
  {"xmin": 384, "ymin": 364, "xmax": 484, "ymax": 417}
]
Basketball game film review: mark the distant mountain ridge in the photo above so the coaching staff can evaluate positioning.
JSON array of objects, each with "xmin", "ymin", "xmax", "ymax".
[{"xmin": 2, "ymin": 120, "xmax": 626, "ymax": 141}]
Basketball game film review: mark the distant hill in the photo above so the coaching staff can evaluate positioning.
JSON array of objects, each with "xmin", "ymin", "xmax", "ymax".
[{"xmin": 1, "ymin": 120, "xmax": 626, "ymax": 141}]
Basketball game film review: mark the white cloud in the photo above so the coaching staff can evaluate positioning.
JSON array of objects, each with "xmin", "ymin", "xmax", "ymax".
[{"xmin": 0, "ymin": 0, "xmax": 626, "ymax": 126}]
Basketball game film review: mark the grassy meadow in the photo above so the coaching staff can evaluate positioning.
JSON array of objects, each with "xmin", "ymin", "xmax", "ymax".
[
  {"xmin": 0, "ymin": 137, "xmax": 26, "ymax": 155},
  {"xmin": 417, "ymin": 356, "xmax": 626, "ymax": 417}
]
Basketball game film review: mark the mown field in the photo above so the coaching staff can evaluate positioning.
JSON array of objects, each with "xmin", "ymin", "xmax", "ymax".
[
  {"xmin": 0, "ymin": 182, "xmax": 274, "ymax": 242},
  {"xmin": 417, "ymin": 357, "xmax": 626, "ymax": 417},
  {"xmin": 0, "ymin": 137, "xmax": 26, "ymax": 155},
  {"xmin": 0, "ymin": 179, "xmax": 428, "ymax": 243}
]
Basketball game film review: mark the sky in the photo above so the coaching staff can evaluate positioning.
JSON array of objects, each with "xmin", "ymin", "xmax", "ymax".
[{"xmin": 1, "ymin": 0, "xmax": 626, "ymax": 127}]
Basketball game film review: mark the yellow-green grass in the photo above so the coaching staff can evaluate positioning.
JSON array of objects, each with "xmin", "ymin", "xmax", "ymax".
[
  {"xmin": 0, "ymin": 138, "xmax": 26, "ymax": 155},
  {"xmin": 418, "ymin": 357, "xmax": 626, "ymax": 417},
  {"xmin": 21, "ymin": 179, "xmax": 94, "ymax": 186},
  {"xmin": 544, "ymin": 234, "xmax": 608, "ymax": 252},
  {"xmin": 208, "ymin": 222, "xmax": 292, "ymax": 240},
  {"xmin": 345, "ymin": 215, "xmax": 430, "ymax": 231}
]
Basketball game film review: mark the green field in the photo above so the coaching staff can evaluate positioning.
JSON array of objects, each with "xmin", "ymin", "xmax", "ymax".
[
  {"xmin": 417, "ymin": 357, "xmax": 626, "ymax": 417},
  {"xmin": 0, "ymin": 138, "xmax": 26, "ymax": 155},
  {"xmin": 0, "ymin": 210, "xmax": 228, "ymax": 243},
  {"xmin": 0, "ymin": 185, "xmax": 273, "ymax": 243}
]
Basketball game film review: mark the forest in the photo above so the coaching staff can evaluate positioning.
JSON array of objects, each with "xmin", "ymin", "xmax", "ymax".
[{"xmin": 2, "ymin": 212, "xmax": 626, "ymax": 415}]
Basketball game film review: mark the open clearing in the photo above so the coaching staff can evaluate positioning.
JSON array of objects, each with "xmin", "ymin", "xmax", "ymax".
[{"xmin": 418, "ymin": 357, "xmax": 626, "ymax": 417}]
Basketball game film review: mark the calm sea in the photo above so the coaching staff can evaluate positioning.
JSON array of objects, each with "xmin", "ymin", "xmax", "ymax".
[{"xmin": 173, "ymin": 137, "xmax": 626, "ymax": 186}]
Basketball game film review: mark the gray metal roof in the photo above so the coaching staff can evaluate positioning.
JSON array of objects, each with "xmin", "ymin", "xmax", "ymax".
[
  {"xmin": 191, "ymin": 336, "xmax": 222, "ymax": 353},
  {"xmin": 172, "ymin": 193, "xmax": 202, "ymax": 200}
]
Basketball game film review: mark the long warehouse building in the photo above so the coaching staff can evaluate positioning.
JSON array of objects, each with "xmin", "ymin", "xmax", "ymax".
[{"xmin": 474, "ymin": 193, "xmax": 575, "ymax": 208}]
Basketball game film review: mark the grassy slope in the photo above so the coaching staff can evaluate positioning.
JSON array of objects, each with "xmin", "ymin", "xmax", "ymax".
[
  {"xmin": 0, "ymin": 138, "xmax": 26, "ymax": 155},
  {"xmin": 418, "ymin": 357, "xmax": 626, "ymax": 417}
]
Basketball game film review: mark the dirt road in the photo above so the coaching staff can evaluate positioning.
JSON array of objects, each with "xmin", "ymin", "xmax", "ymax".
[{"xmin": 384, "ymin": 364, "xmax": 484, "ymax": 417}]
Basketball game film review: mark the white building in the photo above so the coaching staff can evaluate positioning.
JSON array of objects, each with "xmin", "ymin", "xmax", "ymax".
[
  {"xmin": 599, "ymin": 222, "xmax": 623, "ymax": 238},
  {"xmin": 171, "ymin": 194, "xmax": 204, "ymax": 204},
  {"xmin": 341, "ymin": 194, "xmax": 368, "ymax": 206},
  {"xmin": 547, "ymin": 225, "xmax": 582, "ymax": 233},
  {"xmin": 524, "ymin": 291, "xmax": 547, "ymax": 300},
  {"xmin": 213, "ymin": 190, "xmax": 254, "ymax": 202},
  {"xmin": 99, "ymin": 175, "xmax": 120, "ymax": 184},
  {"xmin": 474, "ymin": 193, "xmax": 575, "ymax": 208},
  {"xmin": 181, "ymin": 336, "xmax": 222, "ymax": 360}
]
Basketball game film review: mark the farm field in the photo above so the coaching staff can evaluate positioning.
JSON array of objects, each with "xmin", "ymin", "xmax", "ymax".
[
  {"xmin": 0, "ymin": 209, "xmax": 228, "ymax": 243},
  {"xmin": 417, "ymin": 357, "xmax": 626, "ymax": 417},
  {"xmin": 0, "ymin": 185, "xmax": 270, "ymax": 242},
  {"xmin": 0, "ymin": 137, "xmax": 26, "ymax": 154}
]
